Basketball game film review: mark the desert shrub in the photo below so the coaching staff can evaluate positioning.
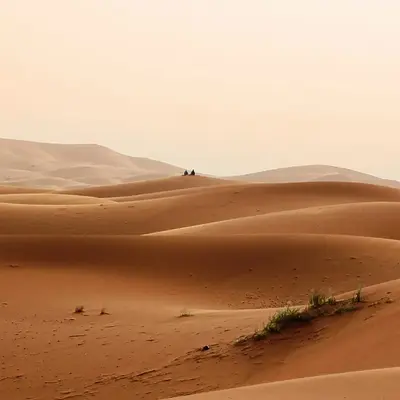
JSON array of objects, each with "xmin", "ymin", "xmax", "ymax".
[
  {"xmin": 326, "ymin": 296, "xmax": 337, "ymax": 305},
  {"xmin": 309, "ymin": 290, "xmax": 327, "ymax": 308},
  {"xmin": 236, "ymin": 286, "xmax": 366, "ymax": 345},
  {"xmin": 352, "ymin": 286, "xmax": 363, "ymax": 303},
  {"xmin": 254, "ymin": 306, "xmax": 306, "ymax": 339},
  {"xmin": 74, "ymin": 305, "xmax": 84, "ymax": 314},
  {"xmin": 178, "ymin": 308, "xmax": 193, "ymax": 318}
]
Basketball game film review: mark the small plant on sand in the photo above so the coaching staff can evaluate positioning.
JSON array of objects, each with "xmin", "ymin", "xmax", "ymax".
[
  {"xmin": 309, "ymin": 290, "xmax": 327, "ymax": 308},
  {"xmin": 74, "ymin": 305, "xmax": 85, "ymax": 314},
  {"xmin": 309, "ymin": 290, "xmax": 336, "ymax": 308},
  {"xmin": 100, "ymin": 307, "xmax": 110, "ymax": 316},
  {"xmin": 352, "ymin": 286, "xmax": 363, "ymax": 303},
  {"xmin": 326, "ymin": 296, "xmax": 337, "ymax": 305},
  {"xmin": 178, "ymin": 308, "xmax": 193, "ymax": 318},
  {"xmin": 253, "ymin": 306, "xmax": 306, "ymax": 340},
  {"xmin": 235, "ymin": 287, "xmax": 368, "ymax": 345}
]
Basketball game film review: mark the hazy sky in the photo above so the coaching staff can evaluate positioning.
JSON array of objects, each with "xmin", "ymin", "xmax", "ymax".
[{"xmin": 2, "ymin": 1, "xmax": 400, "ymax": 177}]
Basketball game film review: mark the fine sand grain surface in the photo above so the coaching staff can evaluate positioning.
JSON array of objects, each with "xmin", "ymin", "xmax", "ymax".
[{"xmin": 1, "ymin": 175, "xmax": 400, "ymax": 400}]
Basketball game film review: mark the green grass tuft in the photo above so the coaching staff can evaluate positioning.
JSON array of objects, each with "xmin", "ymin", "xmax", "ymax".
[
  {"xmin": 257, "ymin": 306, "xmax": 306, "ymax": 337},
  {"xmin": 326, "ymin": 296, "xmax": 337, "ymax": 305},
  {"xmin": 309, "ymin": 291, "xmax": 327, "ymax": 308},
  {"xmin": 235, "ymin": 287, "xmax": 369, "ymax": 345},
  {"xmin": 352, "ymin": 286, "xmax": 363, "ymax": 303}
]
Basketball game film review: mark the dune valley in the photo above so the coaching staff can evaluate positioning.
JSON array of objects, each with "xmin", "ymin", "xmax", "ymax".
[{"xmin": 1, "ymin": 156, "xmax": 400, "ymax": 400}]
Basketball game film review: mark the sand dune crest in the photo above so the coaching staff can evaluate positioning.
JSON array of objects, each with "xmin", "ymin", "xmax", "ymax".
[
  {"xmin": 170, "ymin": 368, "xmax": 400, "ymax": 399},
  {"xmin": 2, "ymin": 172, "xmax": 400, "ymax": 399}
]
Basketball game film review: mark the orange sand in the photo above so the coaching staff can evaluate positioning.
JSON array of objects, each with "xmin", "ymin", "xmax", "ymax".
[{"xmin": 1, "ymin": 174, "xmax": 400, "ymax": 400}]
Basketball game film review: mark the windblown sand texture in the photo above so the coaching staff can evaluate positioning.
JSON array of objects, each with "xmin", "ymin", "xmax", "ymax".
[{"xmin": 2, "ymin": 166, "xmax": 400, "ymax": 399}]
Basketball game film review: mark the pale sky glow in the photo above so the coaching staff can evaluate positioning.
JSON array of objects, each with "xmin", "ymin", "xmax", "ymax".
[{"xmin": 2, "ymin": 1, "xmax": 400, "ymax": 177}]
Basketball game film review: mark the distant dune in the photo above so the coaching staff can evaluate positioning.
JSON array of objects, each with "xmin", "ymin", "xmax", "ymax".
[
  {"xmin": 0, "ymin": 193, "xmax": 115, "ymax": 205},
  {"xmin": 60, "ymin": 175, "xmax": 235, "ymax": 198},
  {"xmin": 0, "ymin": 137, "xmax": 183, "ymax": 188},
  {"xmin": 3, "ymin": 138, "xmax": 400, "ymax": 400},
  {"xmin": 154, "ymin": 201, "xmax": 400, "ymax": 240},
  {"xmin": 1, "ymin": 138, "xmax": 400, "ymax": 190},
  {"xmin": 0, "ymin": 181, "xmax": 398, "ymax": 235},
  {"xmin": 0, "ymin": 184, "xmax": 49, "ymax": 194},
  {"xmin": 228, "ymin": 164, "xmax": 400, "ymax": 188}
]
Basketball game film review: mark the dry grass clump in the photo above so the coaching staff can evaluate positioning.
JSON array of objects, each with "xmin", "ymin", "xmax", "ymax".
[
  {"xmin": 235, "ymin": 287, "xmax": 364, "ymax": 345},
  {"xmin": 178, "ymin": 308, "xmax": 193, "ymax": 318},
  {"xmin": 352, "ymin": 286, "xmax": 363, "ymax": 303},
  {"xmin": 309, "ymin": 290, "xmax": 337, "ymax": 308},
  {"xmin": 74, "ymin": 305, "xmax": 85, "ymax": 314}
]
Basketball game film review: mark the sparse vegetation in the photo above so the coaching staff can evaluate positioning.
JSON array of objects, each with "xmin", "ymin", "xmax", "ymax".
[
  {"xmin": 100, "ymin": 307, "xmax": 110, "ymax": 316},
  {"xmin": 326, "ymin": 296, "xmax": 337, "ymax": 305},
  {"xmin": 309, "ymin": 290, "xmax": 337, "ymax": 308},
  {"xmin": 309, "ymin": 290, "xmax": 326, "ymax": 308},
  {"xmin": 235, "ymin": 288, "xmax": 366, "ymax": 345},
  {"xmin": 352, "ymin": 286, "xmax": 363, "ymax": 303},
  {"xmin": 178, "ymin": 308, "xmax": 193, "ymax": 318},
  {"xmin": 74, "ymin": 305, "xmax": 85, "ymax": 314},
  {"xmin": 253, "ymin": 306, "xmax": 306, "ymax": 339}
]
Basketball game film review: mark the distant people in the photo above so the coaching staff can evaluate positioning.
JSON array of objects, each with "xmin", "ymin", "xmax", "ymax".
[
  {"xmin": 183, "ymin": 170, "xmax": 189, "ymax": 176},
  {"xmin": 190, "ymin": 169, "xmax": 196, "ymax": 176}
]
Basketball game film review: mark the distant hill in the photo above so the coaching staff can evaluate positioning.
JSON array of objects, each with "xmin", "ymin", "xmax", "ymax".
[
  {"xmin": 1, "ymin": 139, "xmax": 399, "ymax": 190},
  {"xmin": 0, "ymin": 138, "xmax": 183, "ymax": 188},
  {"xmin": 229, "ymin": 165, "xmax": 400, "ymax": 188}
]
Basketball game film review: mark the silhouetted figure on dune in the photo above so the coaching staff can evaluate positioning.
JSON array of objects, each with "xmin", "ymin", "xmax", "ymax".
[
  {"xmin": 183, "ymin": 170, "xmax": 189, "ymax": 176},
  {"xmin": 190, "ymin": 169, "xmax": 196, "ymax": 176}
]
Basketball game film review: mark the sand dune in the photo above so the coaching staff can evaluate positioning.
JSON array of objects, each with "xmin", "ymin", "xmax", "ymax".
[
  {"xmin": 155, "ymin": 201, "xmax": 400, "ymax": 240},
  {"xmin": 0, "ymin": 185, "xmax": 49, "ymax": 194},
  {"xmin": 229, "ymin": 164, "xmax": 400, "ymax": 188},
  {"xmin": 2, "ymin": 138, "xmax": 400, "ymax": 191},
  {"xmin": 108, "ymin": 181, "xmax": 242, "ymax": 202},
  {"xmin": 2, "ymin": 234, "xmax": 400, "ymax": 307},
  {"xmin": 0, "ymin": 137, "xmax": 183, "ymax": 188},
  {"xmin": 2, "ymin": 233, "xmax": 400, "ymax": 399},
  {"xmin": 61, "ymin": 175, "xmax": 233, "ymax": 198},
  {"xmin": 3, "ymin": 172, "xmax": 400, "ymax": 399},
  {"xmin": 1, "ymin": 182, "xmax": 400, "ymax": 236},
  {"xmin": 170, "ymin": 368, "xmax": 400, "ymax": 399},
  {"xmin": 154, "ymin": 287, "xmax": 400, "ymax": 400},
  {"xmin": 0, "ymin": 193, "xmax": 115, "ymax": 205}
]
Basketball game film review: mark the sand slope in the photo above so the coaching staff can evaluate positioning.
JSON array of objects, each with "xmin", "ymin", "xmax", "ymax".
[
  {"xmin": 2, "ymin": 234, "xmax": 400, "ymax": 399},
  {"xmin": 229, "ymin": 164, "xmax": 400, "ymax": 188},
  {"xmin": 0, "ymin": 137, "xmax": 183, "ymax": 188},
  {"xmin": 61, "ymin": 175, "xmax": 233, "ymax": 198},
  {"xmin": 0, "ymin": 193, "xmax": 115, "ymax": 205},
  {"xmin": 0, "ymin": 185, "xmax": 49, "ymax": 194},
  {"xmin": 4, "ymin": 138, "xmax": 400, "ymax": 190},
  {"xmin": 2, "ymin": 234, "xmax": 400, "ymax": 307},
  {"xmin": 1, "ymin": 182, "xmax": 400, "ymax": 235},
  {"xmin": 170, "ymin": 368, "xmax": 400, "ymax": 399},
  {"xmin": 155, "ymin": 201, "xmax": 400, "ymax": 240},
  {"xmin": 2, "ymin": 176, "xmax": 400, "ymax": 400}
]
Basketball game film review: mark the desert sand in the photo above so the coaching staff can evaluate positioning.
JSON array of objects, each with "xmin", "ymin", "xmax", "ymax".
[
  {"xmin": 0, "ymin": 138, "xmax": 183, "ymax": 189},
  {"xmin": 1, "ymin": 138, "xmax": 400, "ymax": 189},
  {"xmin": 2, "ymin": 169, "xmax": 400, "ymax": 399}
]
